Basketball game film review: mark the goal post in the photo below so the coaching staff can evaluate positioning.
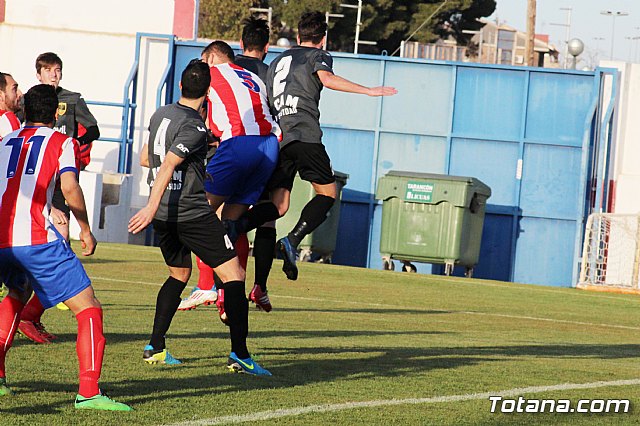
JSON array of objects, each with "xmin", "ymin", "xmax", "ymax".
[{"xmin": 577, "ymin": 213, "xmax": 640, "ymax": 294}]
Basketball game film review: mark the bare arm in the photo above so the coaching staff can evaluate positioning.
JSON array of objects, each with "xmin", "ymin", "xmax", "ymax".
[
  {"xmin": 60, "ymin": 172, "xmax": 96, "ymax": 256},
  {"xmin": 128, "ymin": 151, "xmax": 184, "ymax": 234},
  {"xmin": 140, "ymin": 142, "xmax": 149, "ymax": 167},
  {"xmin": 317, "ymin": 70, "xmax": 398, "ymax": 97}
]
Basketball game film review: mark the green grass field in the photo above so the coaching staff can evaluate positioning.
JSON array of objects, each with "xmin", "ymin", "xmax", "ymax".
[{"xmin": 2, "ymin": 242, "xmax": 640, "ymax": 425}]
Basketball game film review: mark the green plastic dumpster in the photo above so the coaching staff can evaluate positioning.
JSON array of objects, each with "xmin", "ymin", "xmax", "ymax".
[
  {"xmin": 375, "ymin": 171, "xmax": 491, "ymax": 276},
  {"xmin": 248, "ymin": 171, "xmax": 348, "ymax": 263}
]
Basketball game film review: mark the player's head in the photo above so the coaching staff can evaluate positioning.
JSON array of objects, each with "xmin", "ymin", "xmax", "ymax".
[
  {"xmin": 201, "ymin": 41, "xmax": 235, "ymax": 66},
  {"xmin": 0, "ymin": 72, "xmax": 22, "ymax": 113},
  {"xmin": 180, "ymin": 59, "xmax": 211, "ymax": 100},
  {"xmin": 24, "ymin": 84, "xmax": 58, "ymax": 126},
  {"xmin": 298, "ymin": 11, "xmax": 327, "ymax": 46},
  {"xmin": 36, "ymin": 52, "xmax": 63, "ymax": 89},
  {"xmin": 241, "ymin": 16, "xmax": 270, "ymax": 56}
]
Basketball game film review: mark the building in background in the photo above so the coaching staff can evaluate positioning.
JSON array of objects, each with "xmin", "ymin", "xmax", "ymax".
[{"xmin": 401, "ymin": 19, "xmax": 559, "ymax": 68}]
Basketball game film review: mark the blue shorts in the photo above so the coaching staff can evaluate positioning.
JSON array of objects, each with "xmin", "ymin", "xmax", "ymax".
[
  {"xmin": 0, "ymin": 238, "xmax": 91, "ymax": 309},
  {"xmin": 205, "ymin": 134, "xmax": 279, "ymax": 205}
]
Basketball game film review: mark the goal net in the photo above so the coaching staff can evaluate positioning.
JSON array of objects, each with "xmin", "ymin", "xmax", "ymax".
[{"xmin": 578, "ymin": 213, "xmax": 640, "ymax": 294}]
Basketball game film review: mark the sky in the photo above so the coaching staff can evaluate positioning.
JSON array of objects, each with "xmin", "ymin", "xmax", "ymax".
[{"xmin": 489, "ymin": 0, "xmax": 640, "ymax": 64}]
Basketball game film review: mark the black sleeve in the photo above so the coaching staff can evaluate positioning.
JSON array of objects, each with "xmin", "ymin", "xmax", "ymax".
[
  {"xmin": 75, "ymin": 97, "xmax": 100, "ymax": 144},
  {"xmin": 77, "ymin": 125, "xmax": 100, "ymax": 145},
  {"xmin": 312, "ymin": 50, "xmax": 334, "ymax": 74},
  {"xmin": 169, "ymin": 118, "xmax": 207, "ymax": 159}
]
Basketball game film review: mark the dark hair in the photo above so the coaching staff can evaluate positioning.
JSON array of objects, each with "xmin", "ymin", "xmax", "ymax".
[
  {"xmin": 298, "ymin": 11, "xmax": 327, "ymax": 44},
  {"xmin": 24, "ymin": 84, "xmax": 58, "ymax": 124},
  {"xmin": 35, "ymin": 52, "xmax": 63, "ymax": 73},
  {"xmin": 0, "ymin": 72, "xmax": 11, "ymax": 92},
  {"xmin": 181, "ymin": 59, "xmax": 211, "ymax": 99},
  {"xmin": 242, "ymin": 16, "xmax": 270, "ymax": 52},
  {"xmin": 201, "ymin": 40, "xmax": 235, "ymax": 63}
]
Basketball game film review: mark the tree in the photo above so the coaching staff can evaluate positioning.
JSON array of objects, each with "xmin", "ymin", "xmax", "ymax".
[
  {"xmin": 309, "ymin": 0, "xmax": 496, "ymax": 54},
  {"xmin": 198, "ymin": 0, "xmax": 258, "ymax": 40},
  {"xmin": 198, "ymin": 0, "xmax": 496, "ymax": 55}
]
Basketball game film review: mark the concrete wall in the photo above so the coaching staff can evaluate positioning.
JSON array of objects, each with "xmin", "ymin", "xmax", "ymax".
[
  {"xmin": 601, "ymin": 61, "xmax": 640, "ymax": 214},
  {"xmin": 1, "ymin": 0, "xmax": 182, "ymax": 242}
]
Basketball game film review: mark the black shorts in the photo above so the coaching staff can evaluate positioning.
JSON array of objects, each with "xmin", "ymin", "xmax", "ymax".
[
  {"xmin": 52, "ymin": 185, "xmax": 70, "ymax": 218},
  {"xmin": 265, "ymin": 141, "xmax": 335, "ymax": 192},
  {"xmin": 152, "ymin": 212, "xmax": 236, "ymax": 269}
]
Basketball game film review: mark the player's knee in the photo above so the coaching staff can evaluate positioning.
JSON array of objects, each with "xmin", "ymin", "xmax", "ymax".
[
  {"xmin": 276, "ymin": 202, "xmax": 289, "ymax": 217},
  {"xmin": 215, "ymin": 257, "xmax": 245, "ymax": 282},
  {"xmin": 170, "ymin": 269, "xmax": 191, "ymax": 283}
]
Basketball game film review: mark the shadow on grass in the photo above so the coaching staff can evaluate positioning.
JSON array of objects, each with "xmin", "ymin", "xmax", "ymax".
[{"xmin": 7, "ymin": 341, "xmax": 640, "ymax": 414}]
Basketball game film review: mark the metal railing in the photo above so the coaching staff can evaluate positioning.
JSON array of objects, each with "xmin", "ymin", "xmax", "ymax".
[{"xmin": 86, "ymin": 32, "xmax": 176, "ymax": 174}]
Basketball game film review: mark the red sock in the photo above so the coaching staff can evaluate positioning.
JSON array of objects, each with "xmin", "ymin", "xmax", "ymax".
[
  {"xmin": 196, "ymin": 256, "xmax": 215, "ymax": 291},
  {"xmin": 20, "ymin": 295, "xmax": 45, "ymax": 322},
  {"xmin": 76, "ymin": 307, "xmax": 105, "ymax": 398},
  {"xmin": 0, "ymin": 296, "xmax": 25, "ymax": 378},
  {"xmin": 236, "ymin": 233, "xmax": 249, "ymax": 271}
]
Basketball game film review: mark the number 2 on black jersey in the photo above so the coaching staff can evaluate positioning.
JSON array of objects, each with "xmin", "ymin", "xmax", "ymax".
[{"xmin": 272, "ymin": 56, "xmax": 293, "ymax": 97}]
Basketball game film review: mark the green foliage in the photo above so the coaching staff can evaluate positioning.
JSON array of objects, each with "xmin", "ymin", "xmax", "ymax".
[
  {"xmin": 198, "ymin": 0, "xmax": 257, "ymax": 40},
  {"xmin": 198, "ymin": 0, "xmax": 495, "ymax": 53}
]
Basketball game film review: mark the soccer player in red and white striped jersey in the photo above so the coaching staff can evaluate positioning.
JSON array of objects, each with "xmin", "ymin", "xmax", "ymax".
[
  {"xmin": 206, "ymin": 60, "xmax": 281, "ymax": 142},
  {"xmin": 0, "ymin": 84, "xmax": 131, "ymax": 410},
  {"xmin": 1, "ymin": 72, "xmax": 69, "ymax": 344},
  {"xmin": 0, "ymin": 72, "xmax": 22, "ymax": 140},
  {"xmin": 199, "ymin": 41, "xmax": 281, "ymax": 322}
]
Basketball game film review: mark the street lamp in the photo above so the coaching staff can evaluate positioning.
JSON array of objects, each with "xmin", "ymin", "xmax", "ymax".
[
  {"xmin": 600, "ymin": 10, "xmax": 629, "ymax": 60},
  {"xmin": 567, "ymin": 38, "xmax": 584, "ymax": 69}
]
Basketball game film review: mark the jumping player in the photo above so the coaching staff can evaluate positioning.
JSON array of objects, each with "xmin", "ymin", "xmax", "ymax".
[
  {"xmin": 236, "ymin": 11, "xmax": 397, "ymax": 280},
  {"xmin": 0, "ymin": 84, "xmax": 131, "ymax": 410},
  {"xmin": 128, "ymin": 59, "xmax": 271, "ymax": 376},
  {"xmin": 199, "ymin": 40, "xmax": 280, "ymax": 315},
  {"xmin": 179, "ymin": 17, "xmax": 277, "ymax": 313}
]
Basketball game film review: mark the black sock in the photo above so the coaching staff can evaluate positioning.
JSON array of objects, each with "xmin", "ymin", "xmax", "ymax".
[
  {"xmin": 287, "ymin": 195, "xmax": 335, "ymax": 248},
  {"xmin": 219, "ymin": 280, "xmax": 249, "ymax": 359},
  {"xmin": 243, "ymin": 203, "xmax": 280, "ymax": 233},
  {"xmin": 254, "ymin": 226, "xmax": 276, "ymax": 292},
  {"xmin": 149, "ymin": 276, "xmax": 188, "ymax": 350}
]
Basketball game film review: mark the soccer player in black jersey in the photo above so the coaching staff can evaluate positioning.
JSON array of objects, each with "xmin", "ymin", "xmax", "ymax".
[
  {"xmin": 235, "ymin": 16, "xmax": 270, "ymax": 82},
  {"xmin": 129, "ymin": 60, "xmax": 271, "ymax": 376},
  {"xmin": 236, "ymin": 11, "xmax": 397, "ymax": 281}
]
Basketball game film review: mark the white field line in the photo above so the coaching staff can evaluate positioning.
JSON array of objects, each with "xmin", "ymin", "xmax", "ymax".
[
  {"xmin": 94, "ymin": 244, "xmax": 640, "ymax": 304},
  {"xmin": 93, "ymin": 276, "xmax": 640, "ymax": 331},
  {"xmin": 163, "ymin": 378, "xmax": 640, "ymax": 426}
]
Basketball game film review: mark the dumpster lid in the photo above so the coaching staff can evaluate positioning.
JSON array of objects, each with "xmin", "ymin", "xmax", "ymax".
[
  {"xmin": 385, "ymin": 170, "xmax": 491, "ymax": 196},
  {"xmin": 387, "ymin": 170, "xmax": 472, "ymax": 183}
]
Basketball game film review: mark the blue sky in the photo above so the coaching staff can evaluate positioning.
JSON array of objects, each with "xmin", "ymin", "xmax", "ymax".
[{"xmin": 489, "ymin": 0, "xmax": 640, "ymax": 62}]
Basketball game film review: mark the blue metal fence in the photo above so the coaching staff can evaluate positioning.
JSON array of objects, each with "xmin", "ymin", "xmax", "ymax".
[{"xmin": 124, "ymin": 33, "xmax": 615, "ymax": 287}]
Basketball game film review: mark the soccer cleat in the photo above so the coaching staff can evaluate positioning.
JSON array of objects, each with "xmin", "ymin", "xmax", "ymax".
[
  {"xmin": 143, "ymin": 345, "xmax": 182, "ymax": 365},
  {"xmin": 276, "ymin": 237, "xmax": 298, "ymax": 280},
  {"xmin": 18, "ymin": 320, "xmax": 54, "ymax": 344},
  {"xmin": 0, "ymin": 378, "xmax": 13, "ymax": 396},
  {"xmin": 56, "ymin": 302, "xmax": 70, "ymax": 311},
  {"xmin": 227, "ymin": 352, "xmax": 272, "ymax": 376},
  {"xmin": 249, "ymin": 284, "xmax": 272, "ymax": 312},
  {"xmin": 75, "ymin": 392, "xmax": 132, "ymax": 411},
  {"xmin": 216, "ymin": 289, "xmax": 229, "ymax": 325},
  {"xmin": 177, "ymin": 288, "xmax": 218, "ymax": 311}
]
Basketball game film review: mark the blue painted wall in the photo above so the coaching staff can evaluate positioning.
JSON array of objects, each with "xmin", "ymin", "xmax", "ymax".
[{"xmin": 169, "ymin": 40, "xmax": 607, "ymax": 287}]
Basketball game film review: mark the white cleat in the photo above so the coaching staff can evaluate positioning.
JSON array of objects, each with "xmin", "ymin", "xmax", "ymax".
[{"xmin": 177, "ymin": 289, "xmax": 218, "ymax": 311}]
